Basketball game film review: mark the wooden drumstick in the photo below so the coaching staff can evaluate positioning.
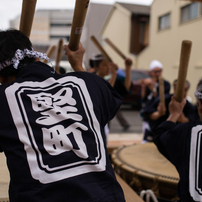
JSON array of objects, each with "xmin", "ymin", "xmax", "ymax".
[
  {"xmin": 159, "ymin": 75, "xmax": 165, "ymax": 115},
  {"xmin": 91, "ymin": 35, "xmax": 113, "ymax": 62},
  {"xmin": 55, "ymin": 39, "xmax": 64, "ymax": 73},
  {"xmin": 159, "ymin": 76, "xmax": 165, "ymax": 104},
  {"xmin": 19, "ymin": 0, "xmax": 37, "ymax": 37},
  {"xmin": 42, "ymin": 45, "xmax": 56, "ymax": 64},
  {"xmin": 69, "ymin": 0, "xmax": 90, "ymax": 51},
  {"xmin": 175, "ymin": 40, "xmax": 192, "ymax": 102},
  {"xmin": 104, "ymin": 38, "xmax": 127, "ymax": 60}
]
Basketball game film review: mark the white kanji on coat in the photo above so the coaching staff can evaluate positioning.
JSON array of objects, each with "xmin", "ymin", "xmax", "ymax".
[
  {"xmin": 28, "ymin": 87, "xmax": 88, "ymax": 159},
  {"xmin": 28, "ymin": 87, "xmax": 82, "ymax": 125},
  {"xmin": 42, "ymin": 123, "xmax": 88, "ymax": 159}
]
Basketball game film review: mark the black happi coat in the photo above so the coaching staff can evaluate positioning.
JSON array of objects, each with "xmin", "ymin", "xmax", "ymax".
[
  {"xmin": 143, "ymin": 79, "xmax": 170, "ymax": 104},
  {"xmin": 154, "ymin": 120, "xmax": 202, "ymax": 202},
  {"xmin": 141, "ymin": 94, "xmax": 199, "ymax": 132},
  {"xmin": 0, "ymin": 62, "xmax": 125, "ymax": 202}
]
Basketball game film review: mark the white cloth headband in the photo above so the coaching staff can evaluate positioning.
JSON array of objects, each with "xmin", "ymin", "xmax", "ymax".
[
  {"xmin": 0, "ymin": 48, "xmax": 49, "ymax": 70},
  {"xmin": 91, "ymin": 55, "xmax": 104, "ymax": 61},
  {"xmin": 150, "ymin": 60, "xmax": 163, "ymax": 71},
  {"xmin": 195, "ymin": 91, "xmax": 202, "ymax": 99}
]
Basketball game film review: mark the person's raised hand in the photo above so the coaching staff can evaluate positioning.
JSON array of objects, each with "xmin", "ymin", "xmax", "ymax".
[
  {"xmin": 167, "ymin": 96, "xmax": 186, "ymax": 123},
  {"xmin": 64, "ymin": 42, "xmax": 85, "ymax": 72}
]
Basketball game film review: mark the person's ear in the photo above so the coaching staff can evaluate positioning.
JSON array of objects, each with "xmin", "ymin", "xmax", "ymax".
[
  {"xmin": 198, "ymin": 99, "xmax": 202, "ymax": 118},
  {"xmin": 0, "ymin": 75, "xmax": 8, "ymax": 85},
  {"xmin": 0, "ymin": 75, "xmax": 16, "ymax": 85},
  {"xmin": 198, "ymin": 99, "xmax": 202, "ymax": 108}
]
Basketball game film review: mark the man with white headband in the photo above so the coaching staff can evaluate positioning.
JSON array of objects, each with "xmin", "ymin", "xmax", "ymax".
[
  {"xmin": 141, "ymin": 79, "xmax": 199, "ymax": 142},
  {"xmin": 154, "ymin": 79, "xmax": 202, "ymax": 201},
  {"xmin": 140, "ymin": 60, "xmax": 170, "ymax": 143},
  {"xmin": 0, "ymin": 29, "xmax": 125, "ymax": 202},
  {"xmin": 141, "ymin": 60, "xmax": 170, "ymax": 104}
]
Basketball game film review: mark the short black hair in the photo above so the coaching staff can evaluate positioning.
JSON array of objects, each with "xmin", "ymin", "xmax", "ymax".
[
  {"xmin": 196, "ymin": 79, "xmax": 202, "ymax": 94},
  {"xmin": 59, "ymin": 66, "xmax": 66, "ymax": 74},
  {"xmin": 173, "ymin": 79, "xmax": 190, "ymax": 90},
  {"xmin": 0, "ymin": 29, "xmax": 35, "ymax": 77},
  {"xmin": 89, "ymin": 54, "xmax": 104, "ymax": 68}
]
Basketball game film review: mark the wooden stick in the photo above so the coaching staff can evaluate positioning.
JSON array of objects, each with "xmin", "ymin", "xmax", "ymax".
[
  {"xmin": 159, "ymin": 76, "xmax": 165, "ymax": 104},
  {"xmin": 159, "ymin": 75, "xmax": 165, "ymax": 115},
  {"xmin": 55, "ymin": 39, "xmax": 64, "ymax": 73},
  {"xmin": 42, "ymin": 45, "xmax": 56, "ymax": 64},
  {"xmin": 69, "ymin": 0, "xmax": 90, "ymax": 51},
  {"xmin": 104, "ymin": 38, "xmax": 127, "ymax": 60},
  {"xmin": 19, "ymin": 0, "xmax": 37, "ymax": 38},
  {"xmin": 91, "ymin": 35, "xmax": 113, "ymax": 62},
  {"xmin": 175, "ymin": 40, "xmax": 192, "ymax": 102}
]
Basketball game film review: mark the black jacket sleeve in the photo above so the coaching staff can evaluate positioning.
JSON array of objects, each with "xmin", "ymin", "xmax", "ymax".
[{"xmin": 153, "ymin": 121, "xmax": 186, "ymax": 168}]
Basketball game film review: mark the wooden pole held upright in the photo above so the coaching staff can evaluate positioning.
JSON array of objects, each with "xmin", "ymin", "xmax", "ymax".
[
  {"xmin": 19, "ymin": 0, "xmax": 37, "ymax": 37},
  {"xmin": 55, "ymin": 39, "xmax": 64, "ymax": 73},
  {"xmin": 175, "ymin": 40, "xmax": 192, "ymax": 102},
  {"xmin": 91, "ymin": 36, "xmax": 113, "ymax": 62},
  {"xmin": 159, "ymin": 76, "xmax": 165, "ymax": 105},
  {"xmin": 104, "ymin": 38, "xmax": 127, "ymax": 60},
  {"xmin": 42, "ymin": 45, "xmax": 56, "ymax": 64},
  {"xmin": 69, "ymin": 0, "xmax": 90, "ymax": 51},
  {"xmin": 159, "ymin": 75, "xmax": 165, "ymax": 115}
]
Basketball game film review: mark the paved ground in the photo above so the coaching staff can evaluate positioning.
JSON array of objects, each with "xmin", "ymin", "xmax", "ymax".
[
  {"xmin": 107, "ymin": 106, "xmax": 144, "ymax": 149},
  {"xmin": 110, "ymin": 105, "xmax": 143, "ymax": 134}
]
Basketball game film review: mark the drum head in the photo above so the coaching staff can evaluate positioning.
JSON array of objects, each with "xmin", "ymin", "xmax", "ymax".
[
  {"xmin": 112, "ymin": 143, "xmax": 179, "ymax": 201},
  {"xmin": 112, "ymin": 143, "xmax": 179, "ymax": 181}
]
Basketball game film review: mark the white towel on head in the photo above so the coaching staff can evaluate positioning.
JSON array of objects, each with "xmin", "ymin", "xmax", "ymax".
[{"xmin": 150, "ymin": 60, "xmax": 163, "ymax": 71}]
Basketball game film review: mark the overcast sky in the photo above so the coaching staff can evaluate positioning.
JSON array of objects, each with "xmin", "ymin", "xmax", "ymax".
[{"xmin": 0, "ymin": 0, "xmax": 153, "ymax": 29}]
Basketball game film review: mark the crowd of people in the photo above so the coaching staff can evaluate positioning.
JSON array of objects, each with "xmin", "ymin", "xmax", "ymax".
[
  {"xmin": 0, "ymin": 28, "xmax": 202, "ymax": 202},
  {"xmin": 139, "ymin": 60, "xmax": 202, "ymax": 201},
  {"xmin": 86, "ymin": 51, "xmax": 202, "ymax": 201}
]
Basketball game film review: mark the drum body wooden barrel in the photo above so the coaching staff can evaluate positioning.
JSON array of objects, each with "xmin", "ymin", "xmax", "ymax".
[{"xmin": 111, "ymin": 143, "xmax": 179, "ymax": 201}]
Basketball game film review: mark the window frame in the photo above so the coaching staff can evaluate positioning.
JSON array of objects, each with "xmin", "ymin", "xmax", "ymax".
[
  {"xmin": 180, "ymin": 2, "xmax": 200, "ymax": 23},
  {"xmin": 50, "ymin": 23, "xmax": 72, "ymax": 27},
  {"xmin": 158, "ymin": 13, "xmax": 171, "ymax": 31}
]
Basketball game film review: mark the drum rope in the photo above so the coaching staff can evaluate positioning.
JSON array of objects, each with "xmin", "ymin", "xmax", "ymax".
[
  {"xmin": 152, "ymin": 176, "xmax": 159, "ymax": 196},
  {"xmin": 130, "ymin": 170, "xmax": 142, "ymax": 191},
  {"xmin": 140, "ymin": 189, "xmax": 158, "ymax": 202}
]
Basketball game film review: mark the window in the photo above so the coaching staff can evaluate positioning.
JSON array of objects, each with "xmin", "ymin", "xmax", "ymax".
[
  {"xmin": 181, "ymin": 3, "xmax": 199, "ymax": 23},
  {"xmin": 130, "ymin": 14, "xmax": 150, "ymax": 55},
  {"xmin": 50, "ymin": 35, "xmax": 70, "ymax": 41},
  {"xmin": 50, "ymin": 23, "xmax": 72, "ymax": 27},
  {"xmin": 201, "ymin": 3, "xmax": 202, "ymax": 15},
  {"xmin": 159, "ymin": 13, "xmax": 170, "ymax": 30}
]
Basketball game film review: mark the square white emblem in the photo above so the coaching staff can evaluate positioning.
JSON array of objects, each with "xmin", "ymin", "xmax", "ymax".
[{"xmin": 6, "ymin": 76, "xmax": 106, "ymax": 184}]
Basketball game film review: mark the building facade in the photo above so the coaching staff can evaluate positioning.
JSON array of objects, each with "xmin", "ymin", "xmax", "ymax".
[
  {"xmin": 10, "ymin": 6, "xmax": 112, "ymax": 69},
  {"xmin": 10, "ymin": 9, "xmax": 73, "ymax": 46},
  {"xmin": 81, "ymin": 3, "xmax": 112, "ymax": 68},
  {"xmin": 99, "ymin": 3, "xmax": 150, "ymax": 69},
  {"xmin": 100, "ymin": 0, "xmax": 202, "ymax": 101},
  {"xmin": 10, "ymin": 9, "xmax": 74, "ymax": 70},
  {"xmin": 137, "ymin": 0, "xmax": 202, "ymax": 101}
]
